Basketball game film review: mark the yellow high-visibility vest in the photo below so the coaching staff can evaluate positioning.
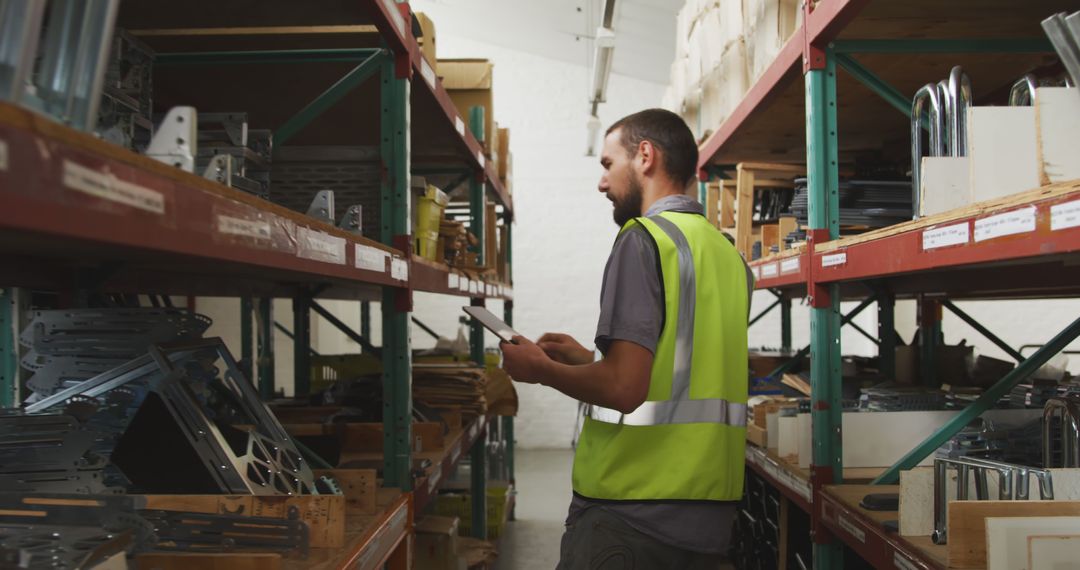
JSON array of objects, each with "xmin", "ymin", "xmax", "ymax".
[{"xmin": 573, "ymin": 211, "xmax": 749, "ymax": 501}]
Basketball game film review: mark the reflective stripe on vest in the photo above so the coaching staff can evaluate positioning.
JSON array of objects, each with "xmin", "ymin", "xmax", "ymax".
[{"xmin": 589, "ymin": 214, "xmax": 747, "ymax": 428}]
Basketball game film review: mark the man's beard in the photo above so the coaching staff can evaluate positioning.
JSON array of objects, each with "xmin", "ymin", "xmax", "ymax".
[{"xmin": 612, "ymin": 173, "xmax": 644, "ymax": 227}]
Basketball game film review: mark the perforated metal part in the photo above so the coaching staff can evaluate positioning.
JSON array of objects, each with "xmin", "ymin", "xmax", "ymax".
[{"xmin": 0, "ymin": 526, "xmax": 132, "ymax": 570}]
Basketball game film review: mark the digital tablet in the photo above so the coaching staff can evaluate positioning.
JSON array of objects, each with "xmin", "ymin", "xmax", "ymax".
[{"xmin": 462, "ymin": 306, "xmax": 521, "ymax": 344}]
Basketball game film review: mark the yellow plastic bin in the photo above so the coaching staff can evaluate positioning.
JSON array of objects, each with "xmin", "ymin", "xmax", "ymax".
[{"xmin": 415, "ymin": 184, "xmax": 449, "ymax": 261}]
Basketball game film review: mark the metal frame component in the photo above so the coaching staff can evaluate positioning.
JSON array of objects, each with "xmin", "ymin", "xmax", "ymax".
[
  {"xmin": 942, "ymin": 300, "xmax": 1025, "ymax": 362},
  {"xmin": 749, "ymin": 298, "xmax": 782, "ymax": 328},
  {"xmin": 338, "ymin": 204, "xmax": 364, "ymax": 235},
  {"xmin": 311, "ymin": 300, "xmax": 379, "ymax": 356},
  {"xmin": 293, "ymin": 293, "xmax": 312, "ymax": 397},
  {"xmin": 1044, "ymin": 395, "xmax": 1080, "ymax": 468},
  {"xmin": 875, "ymin": 315, "xmax": 1080, "ymax": 484},
  {"xmin": 274, "ymin": 48, "xmax": 386, "ymax": 146},
  {"xmin": 379, "ymin": 50, "xmax": 413, "ymax": 490},
  {"xmin": 0, "ymin": 289, "xmax": 14, "ymax": 407},
  {"xmin": 806, "ymin": 45, "xmax": 842, "ymax": 568},
  {"xmin": 146, "ymin": 106, "xmax": 197, "ymax": 172},
  {"xmin": 834, "ymin": 53, "xmax": 911, "ymax": 116},
  {"xmin": 257, "ymin": 298, "xmax": 275, "ymax": 399},
  {"xmin": 931, "ymin": 456, "xmax": 1054, "ymax": 544},
  {"xmin": 0, "ymin": 411, "xmax": 113, "ymax": 494}
]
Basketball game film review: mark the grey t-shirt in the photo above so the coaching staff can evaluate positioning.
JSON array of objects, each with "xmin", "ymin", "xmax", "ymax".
[{"xmin": 568, "ymin": 194, "xmax": 752, "ymax": 554}]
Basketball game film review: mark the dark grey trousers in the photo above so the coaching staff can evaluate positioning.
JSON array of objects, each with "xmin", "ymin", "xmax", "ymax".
[{"xmin": 556, "ymin": 507, "xmax": 726, "ymax": 570}]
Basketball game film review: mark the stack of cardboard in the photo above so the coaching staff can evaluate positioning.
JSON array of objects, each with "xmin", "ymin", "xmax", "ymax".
[
  {"xmin": 412, "ymin": 365, "xmax": 518, "ymax": 420},
  {"xmin": 439, "ymin": 59, "xmax": 495, "ymax": 152}
]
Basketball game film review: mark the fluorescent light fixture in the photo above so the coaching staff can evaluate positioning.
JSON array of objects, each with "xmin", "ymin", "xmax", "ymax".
[
  {"xmin": 585, "ymin": 114, "xmax": 602, "ymax": 157},
  {"xmin": 590, "ymin": 26, "xmax": 615, "ymax": 103}
]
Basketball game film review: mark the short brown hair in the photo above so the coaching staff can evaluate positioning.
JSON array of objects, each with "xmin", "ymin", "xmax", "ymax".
[{"xmin": 606, "ymin": 109, "xmax": 698, "ymax": 188}]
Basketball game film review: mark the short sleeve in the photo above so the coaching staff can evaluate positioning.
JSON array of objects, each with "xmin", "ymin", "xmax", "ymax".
[{"xmin": 594, "ymin": 226, "xmax": 664, "ymax": 355}]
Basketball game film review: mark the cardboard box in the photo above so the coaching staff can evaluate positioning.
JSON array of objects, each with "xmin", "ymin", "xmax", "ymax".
[
  {"xmin": 747, "ymin": 424, "xmax": 768, "ymax": 447},
  {"xmin": 415, "ymin": 12, "xmax": 437, "ymax": 69},
  {"xmin": 497, "ymin": 127, "xmax": 510, "ymax": 179},
  {"xmin": 439, "ymin": 59, "xmax": 495, "ymax": 148},
  {"xmin": 415, "ymin": 516, "xmax": 465, "ymax": 570}
]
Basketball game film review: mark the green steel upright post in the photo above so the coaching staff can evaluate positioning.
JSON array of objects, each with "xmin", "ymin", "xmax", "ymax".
[
  {"xmin": 257, "ymin": 298, "xmax": 275, "ymax": 399},
  {"xmin": 360, "ymin": 301, "xmax": 371, "ymax": 349},
  {"xmin": 466, "ymin": 105, "xmax": 488, "ymax": 538},
  {"xmin": 878, "ymin": 293, "xmax": 897, "ymax": 381},
  {"xmin": 806, "ymin": 46, "xmax": 843, "ymax": 569},
  {"xmin": 379, "ymin": 51, "xmax": 413, "ymax": 490},
  {"xmin": 293, "ymin": 294, "xmax": 312, "ymax": 397},
  {"xmin": 502, "ymin": 209, "xmax": 516, "ymax": 515},
  {"xmin": 469, "ymin": 106, "xmax": 487, "ymax": 265},
  {"xmin": 780, "ymin": 296, "xmax": 793, "ymax": 352},
  {"xmin": 240, "ymin": 297, "xmax": 254, "ymax": 384},
  {"xmin": 0, "ymin": 288, "xmax": 16, "ymax": 407},
  {"xmin": 919, "ymin": 297, "xmax": 942, "ymax": 388}
]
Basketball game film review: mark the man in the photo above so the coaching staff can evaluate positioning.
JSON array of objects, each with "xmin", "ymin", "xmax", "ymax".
[{"xmin": 501, "ymin": 108, "xmax": 752, "ymax": 569}]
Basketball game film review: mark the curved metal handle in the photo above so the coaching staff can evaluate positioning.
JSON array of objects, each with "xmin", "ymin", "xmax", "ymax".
[
  {"xmin": 948, "ymin": 66, "xmax": 973, "ymax": 156},
  {"xmin": 911, "ymin": 84, "xmax": 944, "ymax": 218},
  {"xmin": 1009, "ymin": 74, "xmax": 1039, "ymax": 107}
]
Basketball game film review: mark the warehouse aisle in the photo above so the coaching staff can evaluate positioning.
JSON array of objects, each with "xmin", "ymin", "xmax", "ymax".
[{"xmin": 494, "ymin": 449, "xmax": 574, "ymax": 570}]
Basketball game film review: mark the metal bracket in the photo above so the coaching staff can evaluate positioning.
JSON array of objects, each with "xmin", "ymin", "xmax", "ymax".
[
  {"xmin": 202, "ymin": 153, "xmax": 236, "ymax": 187},
  {"xmin": 306, "ymin": 189, "xmax": 336, "ymax": 223},
  {"xmin": 337, "ymin": 204, "xmax": 363, "ymax": 235},
  {"xmin": 146, "ymin": 106, "xmax": 197, "ymax": 172}
]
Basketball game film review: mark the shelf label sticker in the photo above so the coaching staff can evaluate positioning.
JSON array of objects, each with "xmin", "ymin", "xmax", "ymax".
[
  {"xmin": 448, "ymin": 273, "xmax": 460, "ymax": 289},
  {"xmin": 469, "ymin": 280, "xmax": 478, "ymax": 294},
  {"xmin": 893, "ymin": 552, "xmax": 919, "ymax": 570},
  {"xmin": 821, "ymin": 252, "xmax": 847, "ymax": 268},
  {"xmin": 355, "ymin": 244, "xmax": 389, "ymax": 273},
  {"xmin": 420, "ymin": 58, "xmax": 436, "ymax": 88},
  {"xmin": 837, "ymin": 515, "xmax": 867, "ymax": 543},
  {"xmin": 974, "ymin": 206, "xmax": 1036, "ymax": 242},
  {"xmin": 922, "ymin": 222, "xmax": 970, "ymax": 250},
  {"xmin": 217, "ymin": 215, "xmax": 271, "ymax": 241},
  {"xmin": 1051, "ymin": 199, "xmax": 1080, "ymax": 232},
  {"xmin": 751, "ymin": 266, "xmax": 761, "ymax": 281},
  {"xmin": 0, "ymin": 139, "xmax": 8, "ymax": 171},
  {"xmin": 459, "ymin": 278, "xmax": 470, "ymax": 292},
  {"xmin": 477, "ymin": 151, "xmax": 485, "ymax": 168},
  {"xmin": 780, "ymin": 258, "xmax": 800, "ymax": 274},
  {"xmin": 455, "ymin": 117, "xmax": 465, "ymax": 136},
  {"xmin": 63, "ymin": 160, "xmax": 165, "ymax": 215},
  {"xmin": 297, "ymin": 227, "xmax": 346, "ymax": 265},
  {"xmin": 761, "ymin": 263, "xmax": 779, "ymax": 278},
  {"xmin": 380, "ymin": 0, "xmax": 406, "ymax": 34},
  {"xmin": 390, "ymin": 257, "xmax": 409, "ymax": 281}
]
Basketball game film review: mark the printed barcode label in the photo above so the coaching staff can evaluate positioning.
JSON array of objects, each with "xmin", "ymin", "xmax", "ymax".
[
  {"xmin": 821, "ymin": 252, "xmax": 847, "ymax": 268},
  {"xmin": 974, "ymin": 206, "xmax": 1036, "ymax": 242},
  {"xmin": 63, "ymin": 160, "xmax": 165, "ymax": 214},
  {"xmin": 217, "ymin": 215, "xmax": 271, "ymax": 240},
  {"xmin": 1051, "ymin": 199, "xmax": 1080, "ymax": 232},
  {"xmin": 355, "ymin": 245, "xmax": 389, "ymax": 272},
  {"xmin": 780, "ymin": 258, "xmax": 800, "ymax": 274},
  {"xmin": 923, "ymin": 222, "xmax": 970, "ymax": 250},
  {"xmin": 469, "ymin": 281, "xmax": 478, "ymax": 294}
]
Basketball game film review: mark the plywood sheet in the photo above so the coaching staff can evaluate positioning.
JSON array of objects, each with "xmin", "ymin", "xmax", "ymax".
[
  {"xmin": 986, "ymin": 516, "xmax": 1080, "ymax": 570},
  {"xmin": 947, "ymin": 500, "xmax": 1080, "ymax": 568}
]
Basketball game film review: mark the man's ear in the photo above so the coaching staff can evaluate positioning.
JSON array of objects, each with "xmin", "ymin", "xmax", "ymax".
[{"xmin": 638, "ymin": 140, "xmax": 657, "ymax": 175}]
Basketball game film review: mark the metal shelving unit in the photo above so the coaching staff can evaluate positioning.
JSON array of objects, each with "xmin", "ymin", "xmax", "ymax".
[
  {"xmin": 697, "ymin": 1, "xmax": 1080, "ymax": 567},
  {"xmin": 0, "ymin": 0, "xmax": 512, "ymax": 561}
]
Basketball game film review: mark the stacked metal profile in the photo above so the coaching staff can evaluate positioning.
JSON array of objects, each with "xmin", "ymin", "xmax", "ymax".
[
  {"xmin": 789, "ymin": 178, "xmax": 912, "ymax": 229},
  {"xmin": 197, "ymin": 113, "xmax": 274, "ymax": 198},
  {"xmin": 858, "ymin": 385, "xmax": 946, "ymax": 412}
]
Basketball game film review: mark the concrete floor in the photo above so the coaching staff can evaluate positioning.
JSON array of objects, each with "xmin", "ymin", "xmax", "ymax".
[{"xmin": 492, "ymin": 448, "xmax": 574, "ymax": 570}]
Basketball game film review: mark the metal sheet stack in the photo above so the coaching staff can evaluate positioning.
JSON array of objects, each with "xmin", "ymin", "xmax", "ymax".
[{"xmin": 789, "ymin": 178, "xmax": 912, "ymax": 230}]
